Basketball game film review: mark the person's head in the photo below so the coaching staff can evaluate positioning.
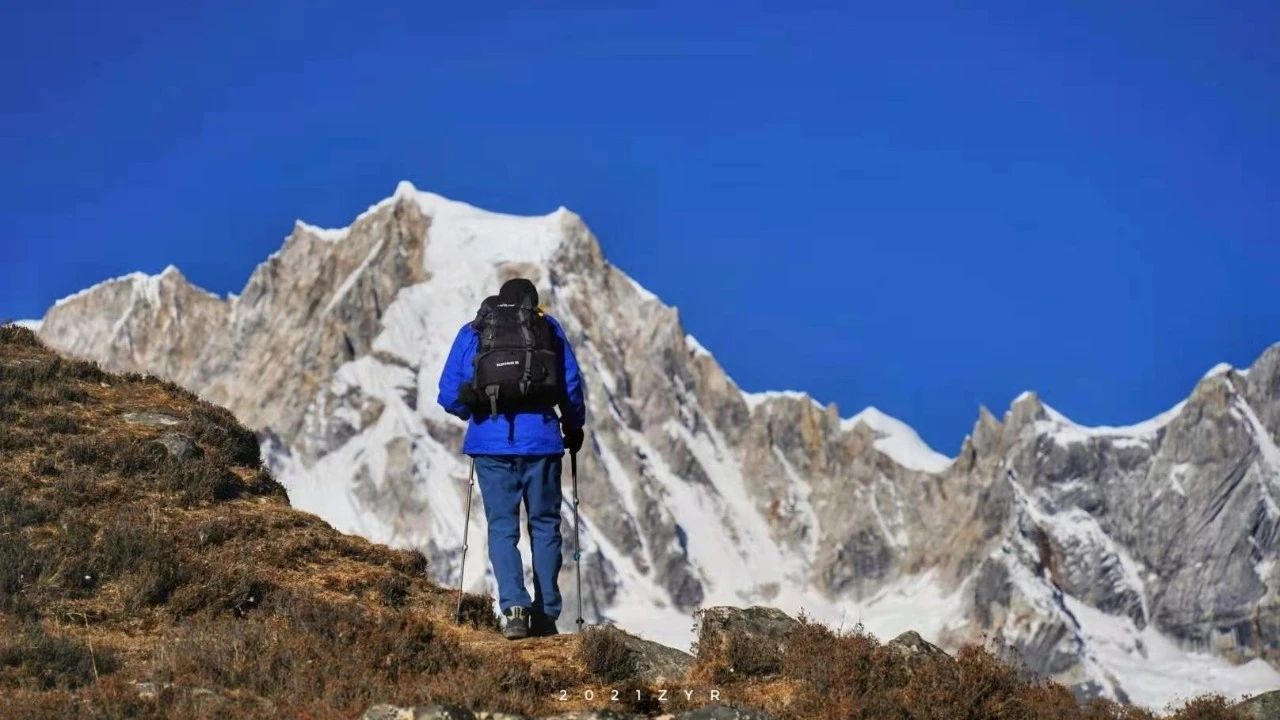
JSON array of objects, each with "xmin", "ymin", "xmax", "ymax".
[{"xmin": 499, "ymin": 278, "xmax": 539, "ymax": 307}]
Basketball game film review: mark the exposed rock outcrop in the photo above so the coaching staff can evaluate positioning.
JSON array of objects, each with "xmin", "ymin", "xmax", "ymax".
[
  {"xmin": 1237, "ymin": 689, "xmax": 1280, "ymax": 720},
  {"xmin": 694, "ymin": 606, "xmax": 799, "ymax": 660}
]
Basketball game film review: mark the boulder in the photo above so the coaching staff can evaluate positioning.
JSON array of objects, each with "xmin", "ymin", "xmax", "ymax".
[
  {"xmin": 694, "ymin": 606, "xmax": 799, "ymax": 657},
  {"xmin": 693, "ymin": 606, "xmax": 800, "ymax": 680},
  {"xmin": 885, "ymin": 630, "xmax": 950, "ymax": 664},
  {"xmin": 626, "ymin": 634, "xmax": 695, "ymax": 683},
  {"xmin": 674, "ymin": 704, "xmax": 774, "ymax": 719},
  {"xmin": 577, "ymin": 624, "xmax": 694, "ymax": 683},
  {"xmin": 155, "ymin": 432, "xmax": 200, "ymax": 460},
  {"xmin": 362, "ymin": 704, "xmax": 475, "ymax": 720},
  {"xmin": 540, "ymin": 707, "xmax": 645, "ymax": 712},
  {"xmin": 120, "ymin": 410, "xmax": 182, "ymax": 427},
  {"xmin": 1237, "ymin": 689, "xmax": 1280, "ymax": 720}
]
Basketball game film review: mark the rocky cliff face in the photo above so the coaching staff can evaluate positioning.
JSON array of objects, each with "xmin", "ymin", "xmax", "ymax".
[{"xmin": 32, "ymin": 182, "xmax": 1280, "ymax": 706}]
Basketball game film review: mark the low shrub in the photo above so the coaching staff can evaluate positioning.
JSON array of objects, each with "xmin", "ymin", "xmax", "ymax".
[
  {"xmin": 1168, "ymin": 696, "xmax": 1245, "ymax": 720},
  {"xmin": 0, "ymin": 533, "xmax": 42, "ymax": 615},
  {"xmin": 151, "ymin": 593, "xmax": 483, "ymax": 716},
  {"xmin": 762, "ymin": 619, "xmax": 1249, "ymax": 720},
  {"xmin": 49, "ymin": 520, "xmax": 102, "ymax": 600},
  {"xmin": 173, "ymin": 463, "xmax": 241, "ymax": 505},
  {"xmin": 0, "ymin": 483, "xmax": 54, "ymax": 529},
  {"xmin": 247, "ymin": 467, "xmax": 288, "ymax": 499},
  {"xmin": 0, "ymin": 324, "xmax": 41, "ymax": 347},
  {"xmin": 578, "ymin": 625, "xmax": 637, "ymax": 683},
  {"xmin": 60, "ymin": 438, "xmax": 110, "ymax": 468},
  {"xmin": 32, "ymin": 455, "xmax": 60, "ymax": 476},
  {"xmin": 377, "ymin": 573, "xmax": 410, "ymax": 608},
  {"xmin": 455, "ymin": 591, "xmax": 500, "ymax": 630},
  {"xmin": 391, "ymin": 548, "xmax": 430, "ymax": 576},
  {"xmin": 38, "ymin": 413, "xmax": 81, "ymax": 435},
  {"xmin": 59, "ymin": 385, "xmax": 89, "ymax": 403},
  {"xmin": 184, "ymin": 404, "xmax": 261, "ymax": 467},
  {"xmin": 125, "ymin": 549, "xmax": 189, "ymax": 609},
  {"xmin": 0, "ymin": 425, "xmax": 38, "ymax": 451},
  {"xmin": 48, "ymin": 469, "xmax": 114, "ymax": 509},
  {"xmin": 0, "ymin": 621, "xmax": 118, "ymax": 691},
  {"xmin": 169, "ymin": 563, "xmax": 271, "ymax": 618},
  {"xmin": 108, "ymin": 438, "xmax": 169, "ymax": 476}
]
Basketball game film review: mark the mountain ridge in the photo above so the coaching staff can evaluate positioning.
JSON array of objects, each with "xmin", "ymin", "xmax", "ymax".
[
  {"xmin": 32, "ymin": 250, "xmax": 1268, "ymax": 477},
  {"xmin": 28, "ymin": 181, "xmax": 1280, "ymax": 707}
]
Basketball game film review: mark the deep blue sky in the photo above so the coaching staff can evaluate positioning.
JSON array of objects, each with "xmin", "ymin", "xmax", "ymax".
[{"xmin": 3, "ymin": 1, "xmax": 1277, "ymax": 453}]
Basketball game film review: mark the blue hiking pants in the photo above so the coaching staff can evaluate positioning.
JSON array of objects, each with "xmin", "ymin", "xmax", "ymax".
[{"xmin": 473, "ymin": 454, "xmax": 564, "ymax": 618}]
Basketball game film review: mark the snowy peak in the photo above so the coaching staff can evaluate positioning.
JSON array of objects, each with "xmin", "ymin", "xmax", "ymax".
[
  {"xmin": 989, "ymin": 386, "xmax": 1185, "ymax": 453},
  {"xmin": 1036, "ymin": 399, "xmax": 1183, "ymax": 446},
  {"xmin": 843, "ymin": 406, "xmax": 952, "ymax": 473},
  {"xmin": 50, "ymin": 264, "xmax": 210, "ymax": 311},
  {"xmin": 1244, "ymin": 343, "xmax": 1280, "ymax": 441},
  {"xmin": 1203, "ymin": 362, "xmax": 1237, "ymax": 380},
  {"xmin": 742, "ymin": 389, "xmax": 826, "ymax": 413},
  {"xmin": 39, "ymin": 264, "xmax": 228, "ymax": 385},
  {"xmin": 36, "ymin": 184, "xmax": 604, "ymax": 443},
  {"xmin": 292, "ymin": 182, "xmax": 575, "ymax": 263}
]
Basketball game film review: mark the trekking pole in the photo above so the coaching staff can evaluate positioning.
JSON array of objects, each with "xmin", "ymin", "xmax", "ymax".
[
  {"xmin": 454, "ymin": 458, "xmax": 475, "ymax": 624},
  {"xmin": 571, "ymin": 451, "xmax": 584, "ymax": 632}
]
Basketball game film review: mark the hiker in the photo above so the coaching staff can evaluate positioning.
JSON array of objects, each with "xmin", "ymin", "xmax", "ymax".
[{"xmin": 436, "ymin": 278, "xmax": 587, "ymax": 639}]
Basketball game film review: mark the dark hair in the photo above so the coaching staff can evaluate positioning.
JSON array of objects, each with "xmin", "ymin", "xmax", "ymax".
[{"xmin": 499, "ymin": 278, "xmax": 538, "ymax": 307}]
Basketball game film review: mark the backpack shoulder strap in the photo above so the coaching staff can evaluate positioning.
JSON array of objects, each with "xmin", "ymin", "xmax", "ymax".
[{"xmin": 473, "ymin": 296, "xmax": 510, "ymax": 356}]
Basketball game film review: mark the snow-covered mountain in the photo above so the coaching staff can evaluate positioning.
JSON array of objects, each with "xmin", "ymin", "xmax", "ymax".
[{"xmin": 32, "ymin": 182, "xmax": 1280, "ymax": 707}]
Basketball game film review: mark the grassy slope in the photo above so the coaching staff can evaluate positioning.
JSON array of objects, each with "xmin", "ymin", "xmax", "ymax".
[{"xmin": 0, "ymin": 325, "xmax": 1248, "ymax": 719}]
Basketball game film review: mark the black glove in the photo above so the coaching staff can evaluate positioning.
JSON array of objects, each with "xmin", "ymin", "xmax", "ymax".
[
  {"xmin": 457, "ymin": 385, "xmax": 478, "ymax": 407},
  {"xmin": 562, "ymin": 424, "xmax": 585, "ymax": 454}
]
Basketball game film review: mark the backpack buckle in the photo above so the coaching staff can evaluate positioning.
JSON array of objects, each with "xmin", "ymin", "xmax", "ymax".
[{"xmin": 485, "ymin": 385, "xmax": 500, "ymax": 416}]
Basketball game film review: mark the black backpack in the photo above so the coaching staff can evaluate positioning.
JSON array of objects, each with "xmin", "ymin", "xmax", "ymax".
[{"xmin": 468, "ymin": 294, "xmax": 561, "ymax": 416}]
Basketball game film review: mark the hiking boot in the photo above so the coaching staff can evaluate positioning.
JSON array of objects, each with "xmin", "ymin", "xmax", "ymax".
[
  {"xmin": 502, "ymin": 606, "xmax": 530, "ymax": 640},
  {"xmin": 530, "ymin": 610, "xmax": 559, "ymax": 637}
]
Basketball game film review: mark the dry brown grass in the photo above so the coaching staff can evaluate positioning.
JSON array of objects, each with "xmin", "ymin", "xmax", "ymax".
[
  {"xmin": 686, "ymin": 617, "xmax": 1246, "ymax": 720},
  {"xmin": 0, "ymin": 324, "xmax": 1256, "ymax": 719},
  {"xmin": 577, "ymin": 625, "xmax": 638, "ymax": 683},
  {"xmin": 0, "ymin": 325, "xmax": 585, "ymax": 718}
]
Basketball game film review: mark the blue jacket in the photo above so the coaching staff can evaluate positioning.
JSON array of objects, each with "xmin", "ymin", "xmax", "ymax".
[{"xmin": 436, "ymin": 314, "xmax": 586, "ymax": 456}]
